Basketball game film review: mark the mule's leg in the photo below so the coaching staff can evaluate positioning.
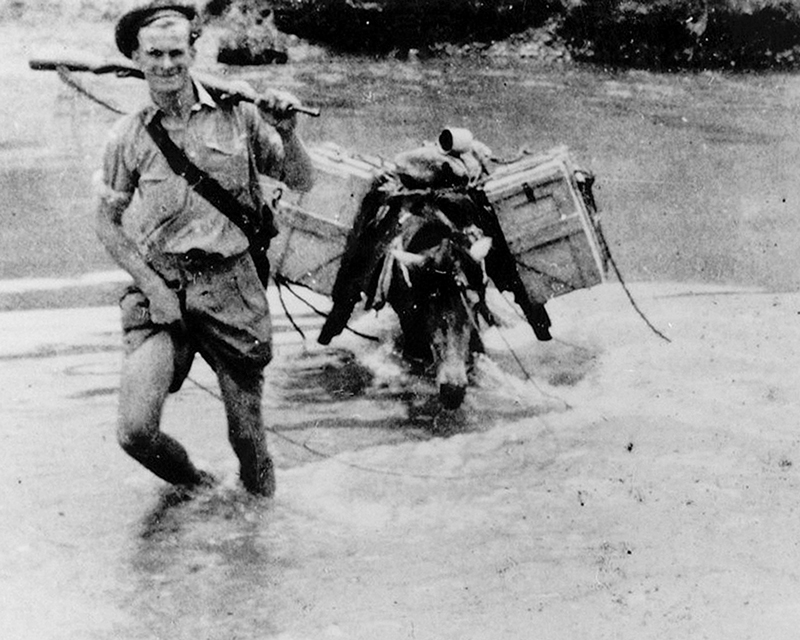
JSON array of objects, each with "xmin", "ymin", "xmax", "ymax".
[
  {"xmin": 437, "ymin": 353, "xmax": 468, "ymax": 409},
  {"xmin": 396, "ymin": 305, "xmax": 434, "ymax": 365}
]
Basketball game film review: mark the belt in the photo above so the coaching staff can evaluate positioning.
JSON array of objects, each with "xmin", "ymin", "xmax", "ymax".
[
  {"xmin": 149, "ymin": 250, "xmax": 238, "ymax": 283},
  {"xmin": 174, "ymin": 249, "xmax": 229, "ymax": 270}
]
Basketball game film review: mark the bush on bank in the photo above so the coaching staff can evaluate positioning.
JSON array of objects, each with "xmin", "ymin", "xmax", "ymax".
[
  {"xmin": 4, "ymin": 0, "xmax": 800, "ymax": 69},
  {"xmin": 562, "ymin": 0, "xmax": 800, "ymax": 69},
  {"xmin": 269, "ymin": 0, "xmax": 561, "ymax": 54},
  {"xmin": 269, "ymin": 0, "xmax": 800, "ymax": 68}
]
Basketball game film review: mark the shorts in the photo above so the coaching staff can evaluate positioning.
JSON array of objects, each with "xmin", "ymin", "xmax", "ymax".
[{"xmin": 120, "ymin": 250, "xmax": 272, "ymax": 391}]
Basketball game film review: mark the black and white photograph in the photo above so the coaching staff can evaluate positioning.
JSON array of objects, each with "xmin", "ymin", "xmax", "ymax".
[{"xmin": 2, "ymin": 0, "xmax": 800, "ymax": 638}]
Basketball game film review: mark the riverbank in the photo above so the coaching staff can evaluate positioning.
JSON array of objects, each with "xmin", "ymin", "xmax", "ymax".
[{"xmin": 8, "ymin": 0, "xmax": 800, "ymax": 69}]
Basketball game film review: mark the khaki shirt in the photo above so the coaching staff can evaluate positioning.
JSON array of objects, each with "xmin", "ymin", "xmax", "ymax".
[{"xmin": 97, "ymin": 79, "xmax": 285, "ymax": 260}]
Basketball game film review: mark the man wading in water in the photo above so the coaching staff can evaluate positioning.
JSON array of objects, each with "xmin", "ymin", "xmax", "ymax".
[{"xmin": 95, "ymin": 0, "xmax": 314, "ymax": 496}]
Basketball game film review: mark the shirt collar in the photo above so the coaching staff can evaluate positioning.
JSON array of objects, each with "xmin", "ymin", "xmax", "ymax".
[
  {"xmin": 142, "ymin": 76, "xmax": 218, "ymax": 124},
  {"xmin": 193, "ymin": 78, "xmax": 217, "ymax": 110}
]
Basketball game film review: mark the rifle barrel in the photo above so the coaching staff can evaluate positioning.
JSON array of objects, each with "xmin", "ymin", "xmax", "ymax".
[
  {"xmin": 29, "ymin": 57, "xmax": 320, "ymax": 117},
  {"xmin": 29, "ymin": 59, "xmax": 93, "ymax": 72}
]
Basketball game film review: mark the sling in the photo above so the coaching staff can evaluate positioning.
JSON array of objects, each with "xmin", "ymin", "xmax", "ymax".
[{"xmin": 144, "ymin": 111, "xmax": 275, "ymax": 286}]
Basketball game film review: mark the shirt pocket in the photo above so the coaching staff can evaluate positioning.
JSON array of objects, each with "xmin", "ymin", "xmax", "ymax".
[
  {"xmin": 138, "ymin": 168, "xmax": 173, "ymax": 186},
  {"xmin": 201, "ymin": 134, "xmax": 250, "ymax": 191},
  {"xmin": 137, "ymin": 168, "xmax": 185, "ymax": 214}
]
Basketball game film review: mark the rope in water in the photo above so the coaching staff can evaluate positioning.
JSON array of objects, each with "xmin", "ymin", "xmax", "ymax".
[
  {"xmin": 594, "ymin": 224, "xmax": 672, "ymax": 343},
  {"xmin": 185, "ymin": 373, "xmax": 527, "ymax": 481}
]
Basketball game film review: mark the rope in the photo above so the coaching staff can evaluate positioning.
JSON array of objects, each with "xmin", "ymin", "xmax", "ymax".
[
  {"xmin": 185, "ymin": 374, "xmax": 489, "ymax": 480},
  {"xmin": 514, "ymin": 257, "xmax": 583, "ymax": 292},
  {"xmin": 57, "ymin": 71, "xmax": 573, "ymax": 477},
  {"xmin": 595, "ymin": 224, "xmax": 672, "ymax": 343},
  {"xmin": 488, "ymin": 149, "xmax": 671, "ymax": 344},
  {"xmin": 488, "ymin": 326, "xmax": 574, "ymax": 410},
  {"xmin": 272, "ymin": 273, "xmax": 381, "ymax": 342},
  {"xmin": 187, "ymin": 279, "xmax": 565, "ymax": 480},
  {"xmin": 273, "ymin": 275, "xmax": 307, "ymax": 342},
  {"xmin": 455, "ymin": 280, "xmax": 573, "ymax": 409},
  {"xmin": 484, "ymin": 291, "xmax": 577, "ymax": 408},
  {"xmin": 55, "ymin": 66, "xmax": 127, "ymax": 114}
]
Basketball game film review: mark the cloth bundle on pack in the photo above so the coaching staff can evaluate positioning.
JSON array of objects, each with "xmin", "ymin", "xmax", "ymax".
[
  {"xmin": 392, "ymin": 127, "xmax": 492, "ymax": 189},
  {"xmin": 318, "ymin": 129, "xmax": 553, "ymax": 345}
]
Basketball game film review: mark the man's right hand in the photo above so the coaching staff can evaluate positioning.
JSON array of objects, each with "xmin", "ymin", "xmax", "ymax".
[
  {"xmin": 146, "ymin": 285, "xmax": 183, "ymax": 326},
  {"xmin": 257, "ymin": 88, "xmax": 302, "ymax": 135}
]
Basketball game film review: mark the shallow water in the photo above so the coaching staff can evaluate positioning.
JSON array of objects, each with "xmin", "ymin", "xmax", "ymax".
[
  {"xmin": 0, "ymin": 300, "xmax": 577, "ymax": 639},
  {"xmin": 3, "ymin": 53, "xmax": 800, "ymax": 638}
]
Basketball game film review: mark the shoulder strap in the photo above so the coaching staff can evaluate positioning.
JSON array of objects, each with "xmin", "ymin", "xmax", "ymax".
[{"xmin": 144, "ymin": 111, "xmax": 260, "ymax": 239}]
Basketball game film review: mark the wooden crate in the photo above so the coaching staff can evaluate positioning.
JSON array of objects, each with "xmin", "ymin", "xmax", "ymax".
[
  {"xmin": 300, "ymin": 142, "xmax": 393, "ymax": 228},
  {"xmin": 268, "ymin": 142, "xmax": 606, "ymax": 300},
  {"xmin": 481, "ymin": 146, "xmax": 607, "ymax": 300},
  {"xmin": 268, "ymin": 202, "xmax": 350, "ymax": 295},
  {"xmin": 267, "ymin": 143, "xmax": 389, "ymax": 296}
]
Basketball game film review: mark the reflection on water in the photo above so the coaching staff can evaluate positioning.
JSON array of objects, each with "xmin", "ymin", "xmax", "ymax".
[
  {"xmin": 276, "ymin": 347, "xmax": 376, "ymax": 402},
  {"xmin": 129, "ymin": 486, "xmax": 285, "ymax": 639},
  {"xmin": 111, "ymin": 323, "xmax": 572, "ymax": 639},
  {"xmin": 5, "ymin": 54, "xmax": 800, "ymax": 638}
]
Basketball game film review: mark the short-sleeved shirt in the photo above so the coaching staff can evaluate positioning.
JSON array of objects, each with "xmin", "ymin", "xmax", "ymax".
[{"xmin": 97, "ymin": 79, "xmax": 285, "ymax": 261}]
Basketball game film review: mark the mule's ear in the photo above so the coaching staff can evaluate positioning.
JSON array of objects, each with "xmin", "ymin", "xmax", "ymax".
[
  {"xmin": 391, "ymin": 249, "xmax": 427, "ymax": 266},
  {"xmin": 469, "ymin": 237, "xmax": 492, "ymax": 262}
]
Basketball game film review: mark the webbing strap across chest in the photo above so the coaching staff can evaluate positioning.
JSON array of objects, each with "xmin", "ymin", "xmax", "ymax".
[{"xmin": 144, "ymin": 111, "xmax": 260, "ymax": 240}]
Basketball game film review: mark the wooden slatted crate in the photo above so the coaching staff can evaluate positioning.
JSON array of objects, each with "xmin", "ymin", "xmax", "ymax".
[
  {"xmin": 481, "ymin": 146, "xmax": 607, "ymax": 300},
  {"xmin": 267, "ymin": 143, "xmax": 390, "ymax": 295},
  {"xmin": 267, "ymin": 142, "xmax": 606, "ymax": 301}
]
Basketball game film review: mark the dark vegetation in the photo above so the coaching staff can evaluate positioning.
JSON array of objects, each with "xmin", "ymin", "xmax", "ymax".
[
  {"xmin": 561, "ymin": 0, "xmax": 800, "ymax": 69},
  {"xmin": 268, "ymin": 0, "xmax": 560, "ymax": 54},
  {"xmin": 3, "ymin": 0, "xmax": 797, "ymax": 69},
  {"xmin": 206, "ymin": 0, "xmax": 800, "ymax": 69},
  {"xmin": 206, "ymin": 0, "xmax": 288, "ymax": 64}
]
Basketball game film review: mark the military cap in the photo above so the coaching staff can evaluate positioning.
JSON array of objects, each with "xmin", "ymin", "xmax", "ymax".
[{"xmin": 115, "ymin": 0, "xmax": 199, "ymax": 58}]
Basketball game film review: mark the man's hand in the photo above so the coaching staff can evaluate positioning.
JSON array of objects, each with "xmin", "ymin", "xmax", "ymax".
[
  {"xmin": 145, "ymin": 284, "xmax": 183, "ymax": 326},
  {"xmin": 257, "ymin": 88, "xmax": 302, "ymax": 135},
  {"xmin": 96, "ymin": 198, "xmax": 184, "ymax": 327}
]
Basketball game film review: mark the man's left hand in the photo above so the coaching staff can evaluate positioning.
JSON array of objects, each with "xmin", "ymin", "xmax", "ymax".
[{"xmin": 257, "ymin": 88, "xmax": 302, "ymax": 135}]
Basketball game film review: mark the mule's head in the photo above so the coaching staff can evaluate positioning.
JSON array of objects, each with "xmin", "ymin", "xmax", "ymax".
[{"xmin": 386, "ymin": 201, "xmax": 492, "ymax": 409}]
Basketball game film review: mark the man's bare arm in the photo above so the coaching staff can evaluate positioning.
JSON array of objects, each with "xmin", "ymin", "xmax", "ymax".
[
  {"xmin": 95, "ymin": 198, "xmax": 182, "ymax": 325},
  {"xmin": 279, "ymin": 129, "xmax": 315, "ymax": 193},
  {"xmin": 258, "ymin": 88, "xmax": 315, "ymax": 193}
]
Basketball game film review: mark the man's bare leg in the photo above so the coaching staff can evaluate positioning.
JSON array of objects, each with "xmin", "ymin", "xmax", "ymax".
[
  {"xmin": 117, "ymin": 331, "xmax": 205, "ymax": 487},
  {"xmin": 218, "ymin": 366, "xmax": 275, "ymax": 497}
]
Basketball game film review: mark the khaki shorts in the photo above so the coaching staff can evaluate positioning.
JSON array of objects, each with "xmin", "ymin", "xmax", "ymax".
[{"xmin": 120, "ymin": 251, "xmax": 272, "ymax": 391}]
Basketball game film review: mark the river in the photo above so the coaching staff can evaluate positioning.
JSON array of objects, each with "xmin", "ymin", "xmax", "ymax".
[
  {"xmin": 2, "ymin": 54, "xmax": 800, "ymax": 291},
  {"xmin": 2, "ymin": 34, "xmax": 800, "ymax": 640}
]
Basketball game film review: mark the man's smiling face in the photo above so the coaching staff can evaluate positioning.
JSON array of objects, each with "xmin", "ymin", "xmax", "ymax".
[{"xmin": 132, "ymin": 17, "xmax": 196, "ymax": 96}]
